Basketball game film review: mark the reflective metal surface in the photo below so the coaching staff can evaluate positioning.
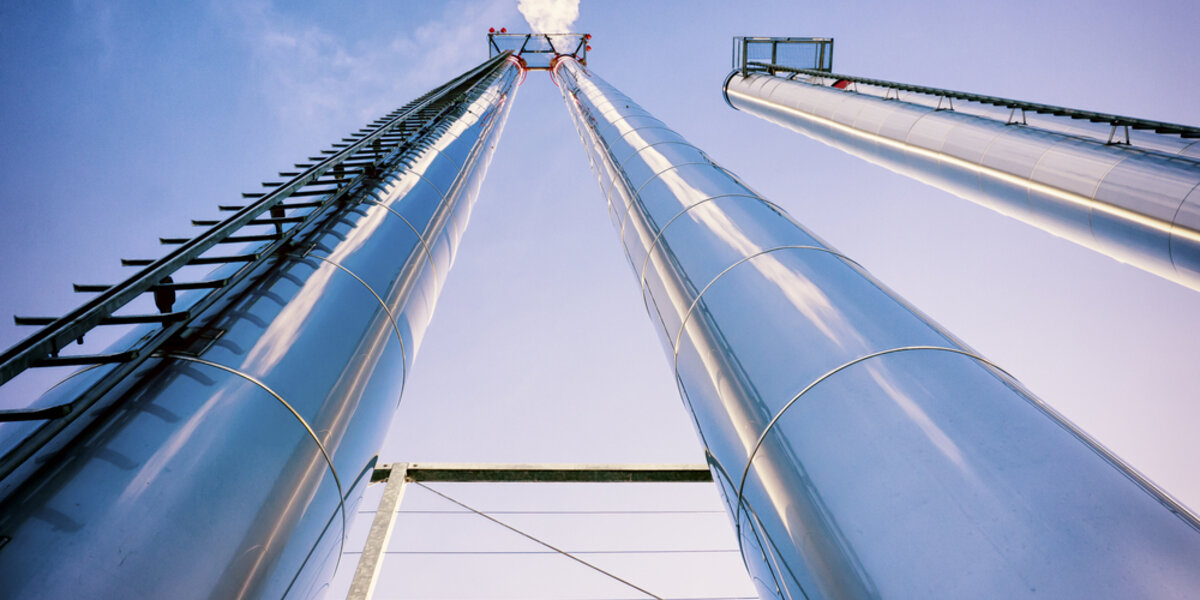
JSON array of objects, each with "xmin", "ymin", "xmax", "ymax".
[
  {"xmin": 0, "ymin": 58, "xmax": 521, "ymax": 599},
  {"xmin": 554, "ymin": 57, "xmax": 1200, "ymax": 599},
  {"xmin": 724, "ymin": 72, "xmax": 1200, "ymax": 291}
]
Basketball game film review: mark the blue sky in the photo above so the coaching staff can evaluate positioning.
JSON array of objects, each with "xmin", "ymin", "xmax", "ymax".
[{"xmin": 1, "ymin": 0, "xmax": 1198, "ymax": 596}]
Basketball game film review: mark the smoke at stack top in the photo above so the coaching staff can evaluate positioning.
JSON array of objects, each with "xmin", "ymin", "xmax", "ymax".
[
  {"xmin": 553, "ymin": 55, "xmax": 1200, "ymax": 599},
  {"xmin": 0, "ymin": 54, "xmax": 522, "ymax": 598}
]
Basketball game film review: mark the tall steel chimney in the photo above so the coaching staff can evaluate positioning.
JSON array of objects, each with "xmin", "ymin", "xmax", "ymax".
[
  {"xmin": 553, "ymin": 55, "xmax": 1200, "ymax": 599},
  {"xmin": 0, "ymin": 54, "xmax": 522, "ymax": 599},
  {"xmin": 723, "ymin": 37, "xmax": 1200, "ymax": 292}
]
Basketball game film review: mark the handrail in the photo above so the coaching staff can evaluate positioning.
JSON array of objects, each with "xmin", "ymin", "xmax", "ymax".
[
  {"xmin": 745, "ymin": 61, "xmax": 1200, "ymax": 138},
  {"xmin": 0, "ymin": 51, "xmax": 514, "ymax": 489}
]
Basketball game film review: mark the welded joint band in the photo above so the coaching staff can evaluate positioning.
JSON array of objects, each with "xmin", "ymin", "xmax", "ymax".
[
  {"xmin": 1167, "ymin": 180, "xmax": 1200, "ymax": 276},
  {"xmin": 598, "ymin": 101, "xmax": 646, "ymax": 123},
  {"xmin": 705, "ymin": 447, "xmax": 796, "ymax": 596},
  {"xmin": 610, "ymin": 138, "xmax": 718, "ymax": 225},
  {"xmin": 613, "ymin": 124, "xmax": 680, "ymax": 147},
  {"xmin": 302, "ymin": 254, "xmax": 410, "ymax": 380},
  {"xmin": 2, "ymin": 364, "xmax": 108, "ymax": 423},
  {"xmin": 637, "ymin": 193, "xmax": 780, "ymax": 305},
  {"xmin": 859, "ymin": 77, "xmax": 1194, "ymax": 252},
  {"xmin": 721, "ymin": 70, "xmax": 747, "ymax": 110},
  {"xmin": 398, "ymin": 164, "xmax": 451, "ymax": 207},
  {"xmin": 357, "ymin": 198, "xmax": 441, "ymax": 288},
  {"xmin": 598, "ymin": 108, "xmax": 661, "ymax": 139},
  {"xmin": 597, "ymin": 112, "xmax": 668, "ymax": 141},
  {"xmin": 387, "ymin": 167, "xmax": 463, "ymax": 250},
  {"xmin": 418, "ymin": 139, "xmax": 465, "ymax": 173},
  {"xmin": 729, "ymin": 83, "xmax": 1200, "ymax": 251},
  {"xmin": 610, "ymin": 127, "xmax": 689, "ymax": 171},
  {"xmin": 705, "ymin": 452, "xmax": 787, "ymax": 595},
  {"xmin": 616, "ymin": 140, "xmax": 707, "ymax": 172},
  {"xmin": 618, "ymin": 162, "xmax": 744, "ymax": 244},
  {"xmin": 670, "ymin": 245, "xmax": 863, "ymax": 371},
  {"xmin": 1081, "ymin": 149, "xmax": 1136, "ymax": 246},
  {"xmin": 730, "ymin": 345, "xmax": 1012, "ymax": 541},
  {"xmin": 162, "ymin": 353, "xmax": 349, "ymax": 569},
  {"xmin": 1020, "ymin": 134, "xmax": 1092, "ymax": 225},
  {"xmin": 596, "ymin": 99, "xmax": 633, "ymax": 120}
]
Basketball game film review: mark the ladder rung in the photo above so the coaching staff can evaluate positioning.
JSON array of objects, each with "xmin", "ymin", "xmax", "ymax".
[
  {"xmin": 279, "ymin": 200, "xmax": 325, "ymax": 210},
  {"xmin": 248, "ymin": 216, "xmax": 306, "ymax": 225},
  {"xmin": 261, "ymin": 178, "xmax": 350, "ymax": 188},
  {"xmin": 122, "ymin": 254, "xmax": 256, "ymax": 266},
  {"xmin": 161, "ymin": 233, "xmax": 277, "ymax": 245},
  {"xmin": 74, "ymin": 279, "xmax": 228, "ymax": 293},
  {"xmin": 16, "ymin": 311, "xmax": 189, "ymax": 326},
  {"xmin": 31, "ymin": 350, "xmax": 140, "ymax": 368},
  {"xmin": 154, "ymin": 278, "xmax": 229, "ymax": 291},
  {"xmin": 191, "ymin": 216, "xmax": 304, "ymax": 226},
  {"xmin": 0, "ymin": 404, "xmax": 73, "ymax": 422},
  {"xmin": 219, "ymin": 200, "xmax": 323, "ymax": 212},
  {"xmin": 286, "ymin": 189, "xmax": 338, "ymax": 198},
  {"xmin": 241, "ymin": 192, "xmax": 265, "ymax": 198}
]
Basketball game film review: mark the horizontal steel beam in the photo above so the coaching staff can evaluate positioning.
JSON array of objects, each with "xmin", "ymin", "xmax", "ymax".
[
  {"xmin": 372, "ymin": 463, "xmax": 713, "ymax": 483},
  {"xmin": 745, "ymin": 62, "xmax": 1200, "ymax": 137}
]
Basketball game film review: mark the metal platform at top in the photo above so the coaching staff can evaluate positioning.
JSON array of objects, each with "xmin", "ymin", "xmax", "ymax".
[
  {"xmin": 733, "ymin": 36, "xmax": 833, "ymax": 77},
  {"xmin": 488, "ymin": 32, "xmax": 588, "ymax": 70},
  {"xmin": 733, "ymin": 36, "xmax": 1200, "ymax": 139}
]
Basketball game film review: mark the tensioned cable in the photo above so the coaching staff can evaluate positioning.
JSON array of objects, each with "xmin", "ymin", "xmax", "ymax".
[
  {"xmin": 412, "ymin": 481, "xmax": 665, "ymax": 600},
  {"xmin": 579, "ymin": 598, "xmax": 755, "ymax": 600},
  {"xmin": 358, "ymin": 509, "xmax": 725, "ymax": 515},
  {"xmin": 343, "ymin": 549, "xmax": 739, "ymax": 555}
]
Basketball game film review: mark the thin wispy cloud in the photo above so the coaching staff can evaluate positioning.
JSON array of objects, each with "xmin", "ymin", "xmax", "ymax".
[
  {"xmin": 71, "ymin": 0, "xmax": 117, "ymax": 68},
  {"xmin": 216, "ymin": 0, "xmax": 517, "ymax": 129}
]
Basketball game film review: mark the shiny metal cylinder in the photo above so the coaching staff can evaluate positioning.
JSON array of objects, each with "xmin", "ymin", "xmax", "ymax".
[
  {"xmin": 724, "ymin": 71, "xmax": 1200, "ymax": 291},
  {"xmin": 0, "ymin": 58, "xmax": 521, "ymax": 599},
  {"xmin": 554, "ymin": 57, "xmax": 1200, "ymax": 599}
]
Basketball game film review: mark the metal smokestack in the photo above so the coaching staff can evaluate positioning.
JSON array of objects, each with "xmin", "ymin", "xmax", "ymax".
[
  {"xmin": 554, "ymin": 55, "xmax": 1200, "ymax": 599},
  {"xmin": 0, "ymin": 54, "xmax": 521, "ymax": 598},
  {"xmin": 723, "ymin": 49, "xmax": 1200, "ymax": 292}
]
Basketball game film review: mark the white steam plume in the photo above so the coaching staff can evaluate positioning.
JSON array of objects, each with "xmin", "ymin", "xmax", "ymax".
[{"xmin": 517, "ymin": 0, "xmax": 580, "ymax": 33}]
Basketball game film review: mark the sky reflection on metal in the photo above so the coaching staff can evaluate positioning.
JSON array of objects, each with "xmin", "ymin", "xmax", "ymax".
[{"xmin": 1, "ymin": 1, "xmax": 1199, "ymax": 597}]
